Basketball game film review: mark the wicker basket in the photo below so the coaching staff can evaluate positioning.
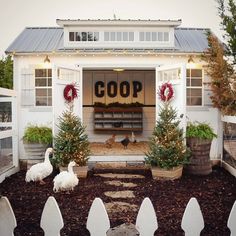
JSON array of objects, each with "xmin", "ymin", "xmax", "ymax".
[{"xmin": 151, "ymin": 165, "xmax": 183, "ymax": 180}]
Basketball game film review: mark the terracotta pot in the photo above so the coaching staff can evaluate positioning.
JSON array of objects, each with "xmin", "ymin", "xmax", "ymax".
[
  {"xmin": 60, "ymin": 165, "xmax": 88, "ymax": 178},
  {"xmin": 151, "ymin": 165, "xmax": 183, "ymax": 180}
]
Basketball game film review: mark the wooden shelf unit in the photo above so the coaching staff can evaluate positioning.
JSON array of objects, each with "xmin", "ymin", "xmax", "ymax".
[{"xmin": 94, "ymin": 107, "xmax": 143, "ymax": 132}]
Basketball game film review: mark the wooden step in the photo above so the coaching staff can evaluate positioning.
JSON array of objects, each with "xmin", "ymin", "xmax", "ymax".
[{"xmin": 88, "ymin": 155, "xmax": 149, "ymax": 175}]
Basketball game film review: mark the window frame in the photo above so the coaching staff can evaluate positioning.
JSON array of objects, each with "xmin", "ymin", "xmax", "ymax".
[
  {"xmin": 186, "ymin": 68, "xmax": 204, "ymax": 107},
  {"xmin": 34, "ymin": 68, "xmax": 52, "ymax": 107}
]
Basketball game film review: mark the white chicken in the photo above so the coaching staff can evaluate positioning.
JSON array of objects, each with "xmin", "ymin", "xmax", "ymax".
[
  {"xmin": 25, "ymin": 147, "xmax": 53, "ymax": 184},
  {"xmin": 53, "ymin": 161, "xmax": 79, "ymax": 192}
]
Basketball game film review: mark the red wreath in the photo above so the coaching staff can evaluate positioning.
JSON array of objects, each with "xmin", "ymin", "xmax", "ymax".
[
  {"xmin": 63, "ymin": 84, "xmax": 78, "ymax": 103},
  {"xmin": 159, "ymin": 82, "xmax": 174, "ymax": 102}
]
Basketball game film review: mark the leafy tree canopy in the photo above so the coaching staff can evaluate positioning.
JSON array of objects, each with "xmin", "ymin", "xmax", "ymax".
[
  {"xmin": 217, "ymin": 0, "xmax": 236, "ymax": 64},
  {"xmin": 0, "ymin": 55, "xmax": 13, "ymax": 89}
]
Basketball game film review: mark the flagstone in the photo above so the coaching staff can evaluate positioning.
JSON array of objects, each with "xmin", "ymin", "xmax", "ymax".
[
  {"xmin": 107, "ymin": 223, "xmax": 139, "ymax": 236},
  {"xmin": 104, "ymin": 190, "xmax": 135, "ymax": 198},
  {"xmin": 105, "ymin": 201, "xmax": 138, "ymax": 213},
  {"xmin": 104, "ymin": 180, "xmax": 137, "ymax": 187}
]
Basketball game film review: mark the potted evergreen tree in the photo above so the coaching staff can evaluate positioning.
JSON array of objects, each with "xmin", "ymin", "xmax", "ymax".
[
  {"xmin": 185, "ymin": 122, "xmax": 217, "ymax": 175},
  {"xmin": 53, "ymin": 110, "xmax": 90, "ymax": 178},
  {"xmin": 145, "ymin": 83, "xmax": 189, "ymax": 180},
  {"xmin": 23, "ymin": 125, "xmax": 52, "ymax": 160}
]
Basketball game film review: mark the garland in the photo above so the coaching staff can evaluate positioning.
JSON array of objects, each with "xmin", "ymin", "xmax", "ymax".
[
  {"xmin": 159, "ymin": 82, "xmax": 174, "ymax": 102},
  {"xmin": 63, "ymin": 84, "xmax": 78, "ymax": 103}
]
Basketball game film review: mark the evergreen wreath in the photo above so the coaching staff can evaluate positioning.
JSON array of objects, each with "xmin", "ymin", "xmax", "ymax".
[
  {"xmin": 63, "ymin": 84, "xmax": 78, "ymax": 103},
  {"xmin": 159, "ymin": 82, "xmax": 174, "ymax": 102}
]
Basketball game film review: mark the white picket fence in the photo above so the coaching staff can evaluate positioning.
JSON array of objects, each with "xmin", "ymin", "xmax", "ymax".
[{"xmin": 0, "ymin": 196, "xmax": 235, "ymax": 236}]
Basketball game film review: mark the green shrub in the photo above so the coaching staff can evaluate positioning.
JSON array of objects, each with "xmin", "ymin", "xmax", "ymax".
[
  {"xmin": 186, "ymin": 122, "xmax": 217, "ymax": 140},
  {"xmin": 23, "ymin": 125, "xmax": 52, "ymax": 144}
]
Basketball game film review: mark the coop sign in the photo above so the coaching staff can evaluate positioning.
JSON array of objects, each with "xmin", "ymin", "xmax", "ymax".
[{"xmin": 95, "ymin": 81, "xmax": 142, "ymax": 98}]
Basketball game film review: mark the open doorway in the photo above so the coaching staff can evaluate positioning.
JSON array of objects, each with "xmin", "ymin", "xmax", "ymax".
[{"xmin": 82, "ymin": 69, "xmax": 156, "ymax": 155}]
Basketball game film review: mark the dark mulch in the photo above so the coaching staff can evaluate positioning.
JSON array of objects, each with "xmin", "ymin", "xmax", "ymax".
[{"xmin": 0, "ymin": 166, "xmax": 235, "ymax": 236}]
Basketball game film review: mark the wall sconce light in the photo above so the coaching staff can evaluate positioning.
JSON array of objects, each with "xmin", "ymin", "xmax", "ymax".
[
  {"xmin": 44, "ymin": 55, "xmax": 51, "ymax": 63},
  {"xmin": 187, "ymin": 55, "xmax": 195, "ymax": 69},
  {"xmin": 187, "ymin": 55, "xmax": 194, "ymax": 64}
]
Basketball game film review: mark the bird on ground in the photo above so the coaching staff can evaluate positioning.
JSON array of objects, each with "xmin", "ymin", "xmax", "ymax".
[
  {"xmin": 25, "ymin": 148, "xmax": 53, "ymax": 184},
  {"xmin": 105, "ymin": 134, "xmax": 116, "ymax": 148},
  {"xmin": 121, "ymin": 135, "xmax": 130, "ymax": 149},
  {"xmin": 53, "ymin": 161, "xmax": 79, "ymax": 192},
  {"xmin": 131, "ymin": 132, "xmax": 137, "ymax": 143}
]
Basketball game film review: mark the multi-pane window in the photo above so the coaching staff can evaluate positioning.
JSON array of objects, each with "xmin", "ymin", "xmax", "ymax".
[
  {"xmin": 69, "ymin": 32, "xmax": 99, "ymax": 41},
  {"xmin": 35, "ymin": 69, "xmax": 52, "ymax": 106},
  {"xmin": 186, "ymin": 69, "xmax": 203, "ymax": 106},
  {"xmin": 139, "ymin": 32, "xmax": 169, "ymax": 42},
  {"xmin": 104, "ymin": 32, "xmax": 134, "ymax": 41}
]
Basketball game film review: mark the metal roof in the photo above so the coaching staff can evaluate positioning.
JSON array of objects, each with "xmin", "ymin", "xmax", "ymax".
[{"xmin": 5, "ymin": 27, "xmax": 210, "ymax": 54}]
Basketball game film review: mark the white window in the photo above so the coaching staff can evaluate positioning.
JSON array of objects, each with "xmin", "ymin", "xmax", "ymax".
[
  {"xmin": 123, "ymin": 32, "xmax": 128, "ymax": 41},
  {"xmin": 152, "ymin": 32, "xmax": 157, "ymax": 41},
  {"xmin": 69, "ymin": 32, "xmax": 99, "ymax": 41},
  {"xmin": 35, "ymin": 69, "xmax": 52, "ymax": 106},
  {"xmin": 129, "ymin": 32, "xmax": 134, "ymax": 41},
  {"xmin": 146, "ymin": 32, "xmax": 151, "ymax": 41},
  {"xmin": 103, "ymin": 32, "xmax": 134, "ymax": 41},
  {"xmin": 104, "ymin": 32, "xmax": 109, "ymax": 41},
  {"xmin": 164, "ymin": 32, "xmax": 169, "ymax": 41},
  {"xmin": 158, "ymin": 32, "xmax": 163, "ymax": 41},
  {"xmin": 139, "ymin": 31, "xmax": 169, "ymax": 42},
  {"xmin": 140, "ymin": 32, "xmax": 145, "ymax": 41},
  {"xmin": 94, "ymin": 32, "xmax": 99, "ymax": 41},
  {"xmin": 186, "ymin": 69, "xmax": 203, "ymax": 106},
  {"xmin": 117, "ymin": 32, "xmax": 122, "ymax": 41},
  {"xmin": 111, "ymin": 32, "xmax": 116, "ymax": 41}
]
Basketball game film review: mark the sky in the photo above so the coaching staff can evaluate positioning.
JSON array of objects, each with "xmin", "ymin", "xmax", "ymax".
[{"xmin": 0, "ymin": 0, "xmax": 224, "ymax": 57}]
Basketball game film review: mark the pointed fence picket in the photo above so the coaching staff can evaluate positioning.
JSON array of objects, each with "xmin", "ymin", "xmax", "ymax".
[
  {"xmin": 0, "ymin": 197, "xmax": 17, "ymax": 236},
  {"xmin": 227, "ymin": 201, "xmax": 236, "ymax": 236},
  {"xmin": 181, "ymin": 198, "xmax": 204, "ymax": 236},
  {"xmin": 136, "ymin": 197, "xmax": 158, "ymax": 236},
  {"xmin": 86, "ymin": 197, "xmax": 110, "ymax": 236},
  {"xmin": 0, "ymin": 196, "xmax": 236, "ymax": 236},
  {"xmin": 40, "ymin": 196, "xmax": 64, "ymax": 236}
]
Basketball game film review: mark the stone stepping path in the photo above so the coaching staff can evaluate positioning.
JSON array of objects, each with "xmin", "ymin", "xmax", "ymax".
[
  {"xmin": 105, "ymin": 180, "xmax": 137, "ymax": 187},
  {"xmin": 99, "ymin": 171, "xmax": 146, "ymax": 228},
  {"xmin": 104, "ymin": 190, "xmax": 135, "ymax": 198},
  {"xmin": 95, "ymin": 173, "xmax": 145, "ymax": 179}
]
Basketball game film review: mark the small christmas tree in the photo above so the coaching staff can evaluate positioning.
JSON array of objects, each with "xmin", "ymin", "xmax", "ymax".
[
  {"xmin": 145, "ymin": 83, "xmax": 189, "ymax": 169},
  {"xmin": 53, "ymin": 110, "xmax": 90, "ymax": 167}
]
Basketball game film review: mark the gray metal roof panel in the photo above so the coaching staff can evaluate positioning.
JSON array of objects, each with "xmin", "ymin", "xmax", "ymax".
[
  {"xmin": 5, "ymin": 27, "xmax": 64, "ymax": 53},
  {"xmin": 5, "ymin": 27, "xmax": 210, "ymax": 54},
  {"xmin": 174, "ymin": 28, "xmax": 209, "ymax": 52}
]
